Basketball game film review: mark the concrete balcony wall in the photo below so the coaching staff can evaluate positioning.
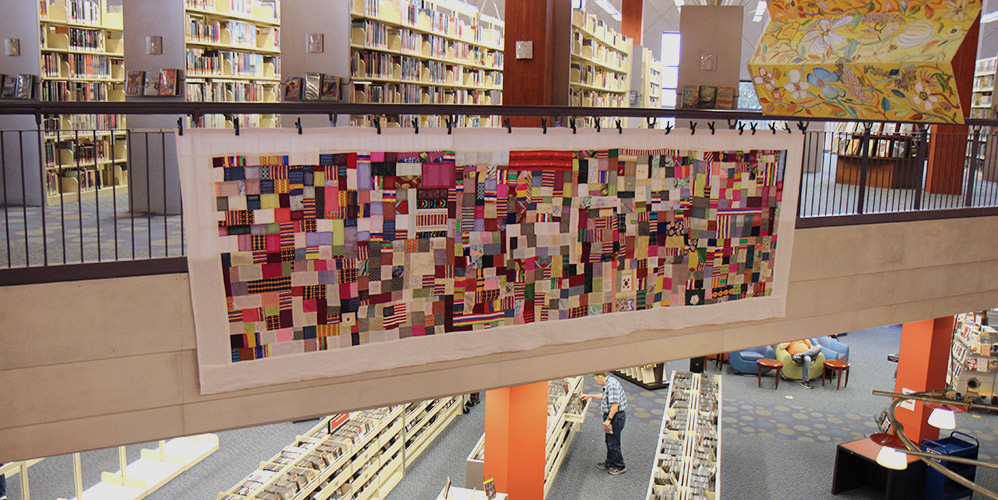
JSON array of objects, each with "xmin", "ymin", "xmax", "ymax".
[{"xmin": 3, "ymin": 216, "xmax": 998, "ymax": 462}]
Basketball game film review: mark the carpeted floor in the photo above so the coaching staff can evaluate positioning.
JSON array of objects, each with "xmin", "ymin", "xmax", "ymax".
[{"xmin": 3, "ymin": 325, "xmax": 997, "ymax": 500}]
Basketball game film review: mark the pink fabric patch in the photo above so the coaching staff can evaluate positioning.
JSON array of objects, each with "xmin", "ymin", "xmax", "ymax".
[
  {"xmin": 412, "ymin": 325, "xmax": 426, "ymax": 336},
  {"xmin": 266, "ymin": 234, "xmax": 281, "ymax": 252},
  {"xmin": 422, "ymin": 162, "xmax": 455, "ymax": 188},
  {"xmin": 276, "ymin": 328, "xmax": 294, "ymax": 342}
]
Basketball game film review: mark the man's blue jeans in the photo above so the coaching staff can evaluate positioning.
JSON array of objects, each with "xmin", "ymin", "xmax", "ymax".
[{"xmin": 603, "ymin": 411, "xmax": 626, "ymax": 468}]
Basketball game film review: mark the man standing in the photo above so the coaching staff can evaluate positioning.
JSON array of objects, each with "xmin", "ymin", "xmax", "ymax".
[{"xmin": 582, "ymin": 372, "xmax": 628, "ymax": 475}]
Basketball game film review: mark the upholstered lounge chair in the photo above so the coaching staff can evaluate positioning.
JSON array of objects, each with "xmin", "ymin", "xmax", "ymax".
[
  {"xmin": 811, "ymin": 336, "xmax": 850, "ymax": 362},
  {"xmin": 775, "ymin": 343, "xmax": 826, "ymax": 381},
  {"xmin": 728, "ymin": 345, "xmax": 776, "ymax": 375}
]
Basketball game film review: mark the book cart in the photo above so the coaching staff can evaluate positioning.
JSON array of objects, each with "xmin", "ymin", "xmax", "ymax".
[
  {"xmin": 219, "ymin": 396, "xmax": 463, "ymax": 500},
  {"xmin": 645, "ymin": 371, "xmax": 722, "ymax": 500},
  {"xmin": 38, "ymin": 0, "xmax": 128, "ymax": 205},
  {"xmin": 464, "ymin": 376, "xmax": 589, "ymax": 497},
  {"xmin": 348, "ymin": 0, "xmax": 504, "ymax": 128},
  {"xmin": 184, "ymin": 0, "xmax": 282, "ymax": 129}
]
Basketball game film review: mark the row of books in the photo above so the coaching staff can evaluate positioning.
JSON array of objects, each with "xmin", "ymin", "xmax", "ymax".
[
  {"xmin": 833, "ymin": 135, "xmax": 911, "ymax": 158},
  {"xmin": 66, "ymin": 0, "xmax": 104, "ymax": 25},
  {"xmin": 45, "ymin": 168, "xmax": 102, "ymax": 196},
  {"xmin": 833, "ymin": 121, "xmax": 917, "ymax": 135},
  {"xmin": 571, "ymin": 64, "xmax": 627, "ymax": 91},
  {"xmin": 571, "ymin": 88, "xmax": 625, "ymax": 108},
  {"xmin": 40, "ymin": 80, "xmax": 113, "ymax": 102},
  {"xmin": 186, "ymin": 48, "xmax": 276, "ymax": 78},
  {"xmin": 0, "ymin": 74, "xmax": 36, "ymax": 100},
  {"xmin": 68, "ymin": 27, "xmax": 107, "ymax": 52},
  {"xmin": 42, "ymin": 113, "xmax": 120, "ymax": 131},
  {"xmin": 45, "ymin": 139, "xmax": 116, "ymax": 165},
  {"xmin": 354, "ymin": 0, "xmax": 503, "ymax": 48},
  {"xmin": 124, "ymin": 69, "xmax": 182, "ymax": 97},
  {"xmin": 679, "ymin": 84, "xmax": 736, "ymax": 110},
  {"xmin": 186, "ymin": 80, "xmax": 271, "ymax": 102},
  {"xmin": 352, "ymin": 83, "xmax": 501, "ymax": 105},
  {"xmin": 282, "ymin": 73, "xmax": 341, "ymax": 101}
]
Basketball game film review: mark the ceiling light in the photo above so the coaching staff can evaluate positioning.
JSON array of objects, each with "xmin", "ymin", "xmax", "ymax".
[
  {"xmin": 593, "ymin": 0, "xmax": 622, "ymax": 21},
  {"xmin": 984, "ymin": 10, "xmax": 998, "ymax": 23},
  {"xmin": 876, "ymin": 446, "xmax": 909, "ymax": 470},
  {"xmin": 928, "ymin": 408, "xmax": 957, "ymax": 430}
]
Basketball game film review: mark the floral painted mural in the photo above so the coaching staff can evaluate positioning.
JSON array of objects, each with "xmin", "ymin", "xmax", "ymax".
[{"xmin": 748, "ymin": 0, "xmax": 981, "ymax": 123}]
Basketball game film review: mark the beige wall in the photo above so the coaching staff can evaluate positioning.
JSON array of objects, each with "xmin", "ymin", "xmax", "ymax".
[{"xmin": 4, "ymin": 216, "xmax": 998, "ymax": 462}]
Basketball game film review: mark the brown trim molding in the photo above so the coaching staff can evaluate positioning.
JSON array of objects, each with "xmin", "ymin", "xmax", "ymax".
[
  {"xmin": 0, "ymin": 257, "xmax": 188, "ymax": 286},
  {"xmin": 796, "ymin": 206, "xmax": 998, "ymax": 229}
]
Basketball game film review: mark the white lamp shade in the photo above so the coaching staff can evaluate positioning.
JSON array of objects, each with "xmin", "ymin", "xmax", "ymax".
[
  {"xmin": 928, "ymin": 408, "xmax": 957, "ymax": 430},
  {"xmin": 876, "ymin": 446, "xmax": 909, "ymax": 470}
]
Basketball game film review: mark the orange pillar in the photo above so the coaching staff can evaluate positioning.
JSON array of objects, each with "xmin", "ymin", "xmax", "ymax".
[
  {"xmin": 621, "ymin": 0, "xmax": 644, "ymax": 45},
  {"xmin": 893, "ymin": 317, "xmax": 954, "ymax": 443},
  {"xmin": 925, "ymin": 15, "xmax": 979, "ymax": 194},
  {"xmin": 503, "ymin": 0, "xmax": 556, "ymax": 127},
  {"xmin": 484, "ymin": 382, "xmax": 547, "ymax": 500}
]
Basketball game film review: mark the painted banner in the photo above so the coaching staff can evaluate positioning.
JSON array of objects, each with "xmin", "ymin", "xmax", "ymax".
[
  {"xmin": 178, "ymin": 128, "xmax": 802, "ymax": 394},
  {"xmin": 749, "ymin": 0, "xmax": 981, "ymax": 123}
]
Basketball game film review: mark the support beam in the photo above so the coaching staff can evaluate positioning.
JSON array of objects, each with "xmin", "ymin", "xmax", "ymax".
[
  {"xmin": 621, "ymin": 0, "xmax": 643, "ymax": 45},
  {"xmin": 894, "ymin": 316, "xmax": 955, "ymax": 443},
  {"xmin": 484, "ymin": 382, "xmax": 547, "ymax": 500}
]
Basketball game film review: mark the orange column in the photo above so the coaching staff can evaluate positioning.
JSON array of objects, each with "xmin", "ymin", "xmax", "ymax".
[
  {"xmin": 484, "ymin": 382, "xmax": 547, "ymax": 500},
  {"xmin": 925, "ymin": 15, "xmax": 979, "ymax": 194},
  {"xmin": 893, "ymin": 317, "xmax": 954, "ymax": 443},
  {"xmin": 621, "ymin": 0, "xmax": 644, "ymax": 45}
]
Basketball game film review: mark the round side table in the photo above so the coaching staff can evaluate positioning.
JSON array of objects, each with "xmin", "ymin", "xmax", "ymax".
[
  {"xmin": 757, "ymin": 358, "xmax": 783, "ymax": 389},
  {"xmin": 824, "ymin": 359, "xmax": 851, "ymax": 390}
]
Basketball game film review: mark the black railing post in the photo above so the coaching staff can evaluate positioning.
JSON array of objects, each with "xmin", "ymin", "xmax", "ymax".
[
  {"xmin": 856, "ymin": 124, "xmax": 872, "ymax": 215},
  {"xmin": 966, "ymin": 126, "xmax": 981, "ymax": 208},
  {"xmin": 914, "ymin": 125, "xmax": 928, "ymax": 210}
]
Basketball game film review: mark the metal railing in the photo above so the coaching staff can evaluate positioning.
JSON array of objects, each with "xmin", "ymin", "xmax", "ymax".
[{"xmin": 2, "ymin": 102, "xmax": 998, "ymax": 275}]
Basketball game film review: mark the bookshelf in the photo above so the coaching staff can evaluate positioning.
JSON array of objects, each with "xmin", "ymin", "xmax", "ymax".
[
  {"xmin": 347, "ymin": 0, "xmax": 504, "ymax": 128},
  {"xmin": 464, "ymin": 377, "xmax": 588, "ymax": 497},
  {"xmin": 184, "ymin": 0, "xmax": 281, "ymax": 129},
  {"xmin": 638, "ymin": 48, "xmax": 661, "ymax": 109},
  {"xmin": 971, "ymin": 57, "xmax": 996, "ymax": 120},
  {"xmin": 38, "ymin": 0, "xmax": 127, "ymax": 205},
  {"xmin": 948, "ymin": 312, "xmax": 998, "ymax": 400},
  {"xmin": 219, "ymin": 396, "xmax": 462, "ymax": 500},
  {"xmin": 832, "ymin": 122, "xmax": 921, "ymax": 189},
  {"xmin": 569, "ymin": 9, "xmax": 631, "ymax": 111},
  {"xmin": 645, "ymin": 371, "xmax": 722, "ymax": 500}
]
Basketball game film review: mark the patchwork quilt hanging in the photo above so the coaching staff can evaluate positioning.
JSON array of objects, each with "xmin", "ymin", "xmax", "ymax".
[{"xmin": 179, "ymin": 128, "xmax": 802, "ymax": 394}]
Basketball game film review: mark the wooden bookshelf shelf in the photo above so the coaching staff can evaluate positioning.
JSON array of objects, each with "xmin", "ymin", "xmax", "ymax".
[
  {"xmin": 569, "ymin": 9, "xmax": 631, "ymax": 113},
  {"xmin": 219, "ymin": 396, "xmax": 463, "ymax": 500},
  {"xmin": 645, "ymin": 372, "xmax": 722, "ymax": 500},
  {"xmin": 347, "ymin": 0, "xmax": 504, "ymax": 128},
  {"xmin": 35, "ymin": 0, "xmax": 128, "ymax": 206},
  {"xmin": 184, "ymin": 0, "xmax": 281, "ymax": 129}
]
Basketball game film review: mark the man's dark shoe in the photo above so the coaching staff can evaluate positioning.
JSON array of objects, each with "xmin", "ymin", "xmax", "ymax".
[
  {"xmin": 608, "ymin": 466, "xmax": 627, "ymax": 475},
  {"xmin": 800, "ymin": 380, "xmax": 813, "ymax": 389},
  {"xmin": 596, "ymin": 462, "xmax": 608, "ymax": 470}
]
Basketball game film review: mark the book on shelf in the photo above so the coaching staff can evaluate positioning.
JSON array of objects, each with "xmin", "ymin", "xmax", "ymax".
[
  {"xmin": 680, "ymin": 84, "xmax": 698, "ymax": 109},
  {"xmin": 303, "ymin": 72, "xmax": 321, "ymax": 101},
  {"xmin": 715, "ymin": 86, "xmax": 735, "ymax": 109},
  {"xmin": 143, "ymin": 77, "xmax": 161, "ymax": 96},
  {"xmin": 697, "ymin": 85, "xmax": 717, "ymax": 109},
  {"xmin": 1, "ymin": 75, "xmax": 18, "ymax": 99},
  {"xmin": 159, "ymin": 68, "xmax": 180, "ymax": 96},
  {"xmin": 125, "ymin": 70, "xmax": 145, "ymax": 96},
  {"xmin": 282, "ymin": 76, "xmax": 302, "ymax": 100},
  {"xmin": 320, "ymin": 74, "xmax": 341, "ymax": 101}
]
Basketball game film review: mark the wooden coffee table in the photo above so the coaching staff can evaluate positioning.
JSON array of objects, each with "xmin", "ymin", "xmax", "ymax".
[
  {"xmin": 824, "ymin": 359, "xmax": 851, "ymax": 389},
  {"xmin": 757, "ymin": 358, "xmax": 783, "ymax": 389}
]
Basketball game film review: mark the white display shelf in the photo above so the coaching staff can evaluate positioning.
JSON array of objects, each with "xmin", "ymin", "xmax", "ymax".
[{"xmin": 646, "ymin": 371, "xmax": 722, "ymax": 500}]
